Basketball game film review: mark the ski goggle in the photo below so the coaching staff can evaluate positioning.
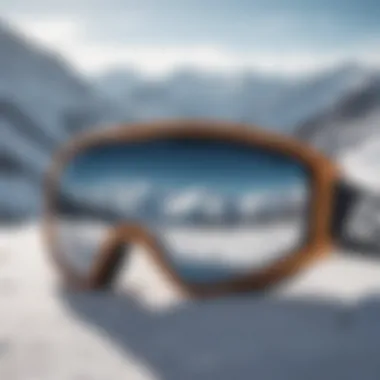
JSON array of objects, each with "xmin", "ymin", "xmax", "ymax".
[{"xmin": 43, "ymin": 120, "xmax": 377, "ymax": 297}]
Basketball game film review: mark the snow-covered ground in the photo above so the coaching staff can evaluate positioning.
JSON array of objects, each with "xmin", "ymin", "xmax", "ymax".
[{"xmin": 3, "ymin": 222, "xmax": 380, "ymax": 379}]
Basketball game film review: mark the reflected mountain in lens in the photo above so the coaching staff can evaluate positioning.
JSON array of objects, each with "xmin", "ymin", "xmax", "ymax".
[
  {"xmin": 60, "ymin": 181, "xmax": 308, "ymax": 228},
  {"xmin": 59, "ymin": 139, "xmax": 310, "ymax": 227},
  {"xmin": 55, "ymin": 138, "xmax": 310, "ymax": 283}
]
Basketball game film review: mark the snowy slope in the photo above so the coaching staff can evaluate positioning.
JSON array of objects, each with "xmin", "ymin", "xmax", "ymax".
[
  {"xmin": 296, "ymin": 75, "xmax": 380, "ymax": 158},
  {"xmin": 341, "ymin": 136, "xmax": 380, "ymax": 190},
  {"xmin": 272, "ymin": 63, "xmax": 373, "ymax": 128},
  {"xmin": 0, "ymin": 20, "xmax": 118, "ymax": 155},
  {"xmin": 0, "ymin": 22, "xmax": 100, "ymax": 142},
  {"xmin": 3, "ymin": 222, "xmax": 380, "ymax": 379},
  {"xmin": 0, "ymin": 21, "xmax": 118, "ymax": 220}
]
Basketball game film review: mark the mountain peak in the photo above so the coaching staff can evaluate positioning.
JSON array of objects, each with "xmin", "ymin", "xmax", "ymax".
[{"xmin": 295, "ymin": 71, "xmax": 380, "ymax": 158}]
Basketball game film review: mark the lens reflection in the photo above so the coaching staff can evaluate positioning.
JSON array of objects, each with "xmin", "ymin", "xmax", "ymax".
[{"xmin": 55, "ymin": 138, "xmax": 310, "ymax": 284}]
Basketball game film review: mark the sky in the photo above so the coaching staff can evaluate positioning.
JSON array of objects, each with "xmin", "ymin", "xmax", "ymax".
[{"xmin": 1, "ymin": 0, "xmax": 380, "ymax": 77}]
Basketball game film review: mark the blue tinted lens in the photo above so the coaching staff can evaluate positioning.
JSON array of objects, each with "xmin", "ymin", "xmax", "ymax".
[{"xmin": 55, "ymin": 137, "xmax": 310, "ymax": 284}]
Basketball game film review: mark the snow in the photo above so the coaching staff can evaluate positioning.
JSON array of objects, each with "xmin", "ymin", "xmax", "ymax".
[
  {"xmin": 0, "ymin": 119, "xmax": 50, "ymax": 175},
  {"xmin": 341, "ymin": 135, "xmax": 380, "ymax": 190},
  {"xmin": 307, "ymin": 108, "xmax": 380, "ymax": 158},
  {"xmin": 2, "ymin": 222, "xmax": 380, "ymax": 379},
  {"xmin": 0, "ymin": 22, "xmax": 120, "ymax": 219},
  {"xmin": 163, "ymin": 188, "xmax": 225, "ymax": 220},
  {"xmin": 0, "ymin": 225, "xmax": 154, "ymax": 380},
  {"xmin": 0, "ymin": 22, "xmax": 105, "ymax": 142}
]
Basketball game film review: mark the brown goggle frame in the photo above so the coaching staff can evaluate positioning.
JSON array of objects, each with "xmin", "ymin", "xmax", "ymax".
[{"xmin": 43, "ymin": 120, "xmax": 339, "ymax": 298}]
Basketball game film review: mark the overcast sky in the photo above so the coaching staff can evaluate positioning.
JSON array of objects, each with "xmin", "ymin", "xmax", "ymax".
[{"xmin": 1, "ymin": 0, "xmax": 380, "ymax": 77}]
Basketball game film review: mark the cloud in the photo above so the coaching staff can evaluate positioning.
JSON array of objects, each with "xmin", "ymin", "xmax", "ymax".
[
  {"xmin": 10, "ymin": 16, "xmax": 80, "ymax": 46},
  {"xmin": 5, "ymin": 14, "xmax": 380, "ymax": 78}
]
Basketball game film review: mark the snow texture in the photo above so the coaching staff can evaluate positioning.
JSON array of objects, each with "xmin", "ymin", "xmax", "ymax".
[{"xmin": 3, "ymin": 225, "xmax": 380, "ymax": 379}]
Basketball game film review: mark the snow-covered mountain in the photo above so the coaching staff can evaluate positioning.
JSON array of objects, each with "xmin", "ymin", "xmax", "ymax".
[
  {"xmin": 60, "ymin": 181, "xmax": 308, "ymax": 227},
  {"xmin": 0, "ymin": 21, "xmax": 119, "ymax": 221},
  {"xmin": 61, "ymin": 185, "xmax": 229, "ymax": 225},
  {"xmin": 296, "ymin": 74, "xmax": 380, "ymax": 157},
  {"xmin": 162, "ymin": 188, "xmax": 227, "ymax": 224},
  {"xmin": 271, "ymin": 64, "xmax": 373, "ymax": 129},
  {"xmin": 95, "ymin": 63, "xmax": 375, "ymax": 131},
  {"xmin": 0, "ymin": 23, "xmax": 105, "ymax": 141},
  {"xmin": 237, "ymin": 187, "xmax": 307, "ymax": 223}
]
